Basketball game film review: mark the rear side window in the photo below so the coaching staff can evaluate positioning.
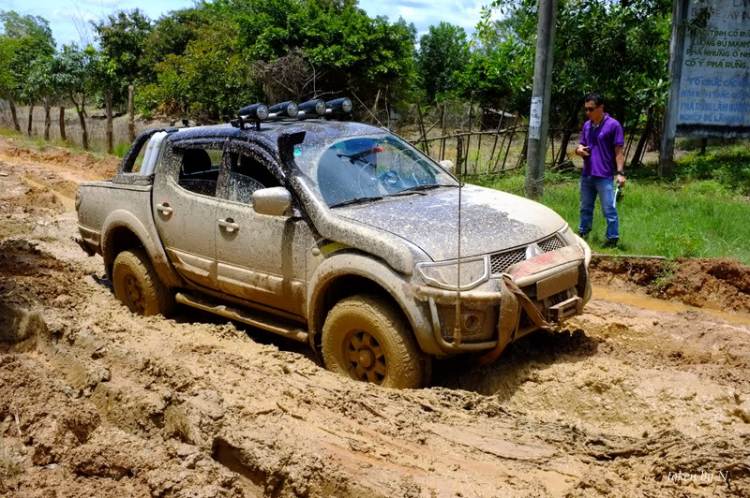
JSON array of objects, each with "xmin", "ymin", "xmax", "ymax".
[{"xmin": 175, "ymin": 145, "xmax": 224, "ymax": 197}]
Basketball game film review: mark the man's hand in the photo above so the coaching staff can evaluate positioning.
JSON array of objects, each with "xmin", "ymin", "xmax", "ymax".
[
  {"xmin": 614, "ymin": 145, "xmax": 625, "ymax": 186},
  {"xmin": 576, "ymin": 145, "xmax": 590, "ymax": 158}
]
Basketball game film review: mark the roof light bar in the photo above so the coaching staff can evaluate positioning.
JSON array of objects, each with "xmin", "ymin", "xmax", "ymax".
[
  {"xmin": 237, "ymin": 103, "xmax": 269, "ymax": 121},
  {"xmin": 269, "ymin": 101, "xmax": 299, "ymax": 118},
  {"xmin": 326, "ymin": 97, "xmax": 353, "ymax": 114},
  {"xmin": 298, "ymin": 99, "xmax": 327, "ymax": 117}
]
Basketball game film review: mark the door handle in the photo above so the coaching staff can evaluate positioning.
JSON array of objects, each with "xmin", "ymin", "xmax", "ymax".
[
  {"xmin": 218, "ymin": 218, "xmax": 240, "ymax": 233},
  {"xmin": 156, "ymin": 203, "xmax": 173, "ymax": 215}
]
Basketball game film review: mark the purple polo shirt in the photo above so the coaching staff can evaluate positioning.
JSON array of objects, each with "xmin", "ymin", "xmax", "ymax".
[{"xmin": 580, "ymin": 113, "xmax": 624, "ymax": 177}]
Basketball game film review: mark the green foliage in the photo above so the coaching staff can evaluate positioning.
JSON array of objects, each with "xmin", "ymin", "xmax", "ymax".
[
  {"xmin": 0, "ymin": 10, "xmax": 56, "ymax": 103},
  {"xmin": 50, "ymin": 44, "xmax": 101, "ymax": 112},
  {"xmin": 93, "ymin": 9, "xmax": 153, "ymax": 105},
  {"xmin": 141, "ymin": 19, "xmax": 263, "ymax": 121},
  {"xmin": 675, "ymin": 145, "xmax": 750, "ymax": 194},
  {"xmin": 473, "ymin": 0, "xmax": 671, "ymax": 125},
  {"xmin": 417, "ymin": 22, "xmax": 470, "ymax": 103}
]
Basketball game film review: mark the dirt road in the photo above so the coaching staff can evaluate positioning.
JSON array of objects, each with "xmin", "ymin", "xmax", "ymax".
[{"xmin": 1, "ymin": 139, "xmax": 749, "ymax": 497}]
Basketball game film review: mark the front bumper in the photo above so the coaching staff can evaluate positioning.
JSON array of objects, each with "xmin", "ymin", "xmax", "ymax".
[{"xmin": 413, "ymin": 245, "xmax": 591, "ymax": 355}]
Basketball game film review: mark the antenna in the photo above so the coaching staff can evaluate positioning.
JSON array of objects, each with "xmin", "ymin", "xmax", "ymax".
[{"xmin": 454, "ymin": 149, "xmax": 463, "ymax": 346}]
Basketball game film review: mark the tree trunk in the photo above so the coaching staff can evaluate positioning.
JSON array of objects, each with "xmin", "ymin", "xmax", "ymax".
[
  {"xmin": 76, "ymin": 106, "xmax": 89, "ymax": 150},
  {"xmin": 128, "ymin": 85, "xmax": 135, "ymax": 143},
  {"xmin": 555, "ymin": 100, "xmax": 583, "ymax": 167},
  {"xmin": 630, "ymin": 106, "xmax": 654, "ymax": 167},
  {"xmin": 27, "ymin": 102, "xmax": 34, "ymax": 136},
  {"xmin": 7, "ymin": 92, "xmax": 20, "ymax": 132},
  {"xmin": 105, "ymin": 90, "xmax": 114, "ymax": 154},
  {"xmin": 59, "ymin": 106, "xmax": 66, "ymax": 141},
  {"xmin": 43, "ymin": 99, "xmax": 51, "ymax": 140}
]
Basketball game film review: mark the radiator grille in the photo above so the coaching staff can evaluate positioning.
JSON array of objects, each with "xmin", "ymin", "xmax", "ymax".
[{"xmin": 490, "ymin": 235, "xmax": 565, "ymax": 275}]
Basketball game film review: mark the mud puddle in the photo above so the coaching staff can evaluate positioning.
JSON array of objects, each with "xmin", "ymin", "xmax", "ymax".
[{"xmin": 594, "ymin": 285, "xmax": 750, "ymax": 326}]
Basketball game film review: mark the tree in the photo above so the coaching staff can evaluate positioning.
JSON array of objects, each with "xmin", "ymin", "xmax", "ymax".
[
  {"xmin": 142, "ymin": 19, "xmax": 263, "ymax": 121},
  {"xmin": 51, "ymin": 44, "xmax": 101, "ymax": 150},
  {"xmin": 417, "ymin": 22, "xmax": 470, "ymax": 103},
  {"xmin": 93, "ymin": 9, "xmax": 152, "ymax": 108},
  {"xmin": 24, "ymin": 55, "xmax": 59, "ymax": 138},
  {"xmin": 0, "ymin": 10, "xmax": 55, "ymax": 132},
  {"xmin": 476, "ymin": 0, "xmax": 671, "ymax": 166}
]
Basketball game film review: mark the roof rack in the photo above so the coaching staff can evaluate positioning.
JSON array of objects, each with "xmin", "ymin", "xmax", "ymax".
[{"xmin": 230, "ymin": 97, "xmax": 353, "ymax": 130}]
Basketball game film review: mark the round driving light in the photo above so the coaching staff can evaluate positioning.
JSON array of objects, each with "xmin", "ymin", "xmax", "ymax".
[
  {"xmin": 237, "ymin": 103, "xmax": 269, "ymax": 121},
  {"xmin": 256, "ymin": 104, "xmax": 269, "ymax": 120},
  {"xmin": 299, "ymin": 99, "xmax": 327, "ymax": 116},
  {"xmin": 326, "ymin": 97, "xmax": 354, "ymax": 114},
  {"xmin": 269, "ymin": 101, "xmax": 299, "ymax": 117}
]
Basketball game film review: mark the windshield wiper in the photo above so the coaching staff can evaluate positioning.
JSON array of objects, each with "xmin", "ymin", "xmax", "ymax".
[
  {"xmin": 329, "ymin": 196, "xmax": 383, "ymax": 208},
  {"xmin": 392, "ymin": 184, "xmax": 458, "ymax": 196}
]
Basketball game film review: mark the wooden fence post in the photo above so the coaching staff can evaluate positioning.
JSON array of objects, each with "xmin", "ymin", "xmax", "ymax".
[
  {"xmin": 59, "ymin": 106, "xmax": 66, "ymax": 141},
  {"xmin": 128, "ymin": 85, "xmax": 136, "ymax": 143},
  {"xmin": 105, "ymin": 90, "xmax": 114, "ymax": 154}
]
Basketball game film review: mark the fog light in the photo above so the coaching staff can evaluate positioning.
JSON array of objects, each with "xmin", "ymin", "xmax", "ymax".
[
  {"xmin": 326, "ymin": 97, "xmax": 353, "ymax": 114},
  {"xmin": 462, "ymin": 312, "xmax": 482, "ymax": 334},
  {"xmin": 299, "ymin": 99, "xmax": 326, "ymax": 116}
]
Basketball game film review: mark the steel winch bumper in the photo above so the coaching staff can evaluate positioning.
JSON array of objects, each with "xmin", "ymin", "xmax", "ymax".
[{"xmin": 412, "ymin": 246, "xmax": 589, "ymax": 362}]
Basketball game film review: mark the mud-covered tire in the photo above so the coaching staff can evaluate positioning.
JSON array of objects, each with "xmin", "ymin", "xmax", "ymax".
[
  {"xmin": 112, "ymin": 248, "xmax": 175, "ymax": 317},
  {"xmin": 321, "ymin": 294, "xmax": 425, "ymax": 389}
]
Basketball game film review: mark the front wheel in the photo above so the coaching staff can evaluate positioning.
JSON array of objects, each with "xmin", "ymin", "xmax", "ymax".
[
  {"xmin": 112, "ymin": 248, "xmax": 174, "ymax": 317},
  {"xmin": 321, "ymin": 294, "xmax": 426, "ymax": 389}
]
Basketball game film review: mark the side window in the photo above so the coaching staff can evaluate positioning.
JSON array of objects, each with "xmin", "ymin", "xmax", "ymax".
[
  {"xmin": 175, "ymin": 145, "xmax": 224, "ymax": 197},
  {"xmin": 222, "ymin": 151, "xmax": 281, "ymax": 205}
]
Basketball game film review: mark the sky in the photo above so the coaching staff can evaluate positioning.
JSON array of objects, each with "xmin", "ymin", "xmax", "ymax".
[{"xmin": 0, "ymin": 0, "xmax": 495, "ymax": 49}]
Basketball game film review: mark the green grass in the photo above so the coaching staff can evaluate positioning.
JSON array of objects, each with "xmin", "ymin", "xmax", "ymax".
[{"xmin": 470, "ymin": 169, "xmax": 750, "ymax": 264}]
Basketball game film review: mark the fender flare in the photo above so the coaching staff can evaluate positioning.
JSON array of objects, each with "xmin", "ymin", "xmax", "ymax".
[
  {"xmin": 306, "ymin": 252, "xmax": 442, "ymax": 356},
  {"xmin": 101, "ymin": 209, "xmax": 183, "ymax": 288}
]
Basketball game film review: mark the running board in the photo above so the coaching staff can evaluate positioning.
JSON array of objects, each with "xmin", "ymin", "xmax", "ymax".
[{"xmin": 175, "ymin": 292, "xmax": 309, "ymax": 343}]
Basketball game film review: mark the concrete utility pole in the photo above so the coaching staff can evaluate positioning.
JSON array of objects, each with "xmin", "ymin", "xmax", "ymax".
[
  {"xmin": 525, "ymin": 0, "xmax": 557, "ymax": 198},
  {"xmin": 659, "ymin": 0, "xmax": 687, "ymax": 176}
]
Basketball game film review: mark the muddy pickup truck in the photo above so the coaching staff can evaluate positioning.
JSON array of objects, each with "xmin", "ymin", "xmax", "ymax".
[{"xmin": 76, "ymin": 98, "xmax": 592, "ymax": 388}]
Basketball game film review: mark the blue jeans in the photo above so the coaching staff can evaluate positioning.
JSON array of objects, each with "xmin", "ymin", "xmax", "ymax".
[{"xmin": 578, "ymin": 175, "xmax": 619, "ymax": 240}]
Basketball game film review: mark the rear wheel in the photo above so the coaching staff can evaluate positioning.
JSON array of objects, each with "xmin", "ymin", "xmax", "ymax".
[
  {"xmin": 321, "ymin": 294, "xmax": 425, "ymax": 389},
  {"xmin": 112, "ymin": 249, "xmax": 174, "ymax": 317}
]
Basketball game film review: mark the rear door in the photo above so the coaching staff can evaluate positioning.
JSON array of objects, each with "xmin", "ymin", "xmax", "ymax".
[
  {"xmin": 214, "ymin": 141, "xmax": 310, "ymax": 316},
  {"xmin": 153, "ymin": 139, "xmax": 226, "ymax": 290}
]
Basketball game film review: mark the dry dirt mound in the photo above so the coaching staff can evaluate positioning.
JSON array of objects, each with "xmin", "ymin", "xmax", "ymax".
[
  {"xmin": 591, "ymin": 257, "xmax": 750, "ymax": 313},
  {"xmin": 1, "ymin": 142, "xmax": 119, "ymax": 178}
]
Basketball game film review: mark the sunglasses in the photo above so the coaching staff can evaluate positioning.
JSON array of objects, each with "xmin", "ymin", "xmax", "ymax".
[{"xmin": 584, "ymin": 105, "xmax": 600, "ymax": 112}]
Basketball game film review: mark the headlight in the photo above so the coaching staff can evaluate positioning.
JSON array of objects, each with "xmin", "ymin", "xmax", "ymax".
[{"xmin": 415, "ymin": 256, "xmax": 489, "ymax": 291}]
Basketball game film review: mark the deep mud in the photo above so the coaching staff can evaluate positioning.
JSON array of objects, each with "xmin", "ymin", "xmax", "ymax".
[
  {"xmin": 591, "ymin": 258, "xmax": 750, "ymax": 314},
  {"xmin": 1, "ymin": 136, "xmax": 749, "ymax": 497}
]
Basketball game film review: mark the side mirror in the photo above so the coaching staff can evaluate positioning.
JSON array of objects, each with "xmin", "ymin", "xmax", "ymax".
[{"xmin": 252, "ymin": 187, "xmax": 292, "ymax": 216}]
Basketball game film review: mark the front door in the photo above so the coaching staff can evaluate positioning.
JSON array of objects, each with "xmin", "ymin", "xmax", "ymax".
[
  {"xmin": 214, "ymin": 143, "xmax": 311, "ymax": 316},
  {"xmin": 153, "ymin": 139, "xmax": 225, "ymax": 290}
]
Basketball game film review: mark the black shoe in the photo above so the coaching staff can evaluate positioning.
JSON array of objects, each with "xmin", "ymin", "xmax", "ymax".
[
  {"xmin": 603, "ymin": 238, "xmax": 619, "ymax": 248},
  {"xmin": 578, "ymin": 232, "xmax": 590, "ymax": 240}
]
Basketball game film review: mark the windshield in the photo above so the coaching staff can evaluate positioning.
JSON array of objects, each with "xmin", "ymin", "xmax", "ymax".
[{"xmin": 293, "ymin": 133, "xmax": 458, "ymax": 207}]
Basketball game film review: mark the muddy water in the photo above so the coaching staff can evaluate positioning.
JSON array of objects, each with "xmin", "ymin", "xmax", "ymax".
[{"xmin": 594, "ymin": 286, "xmax": 750, "ymax": 325}]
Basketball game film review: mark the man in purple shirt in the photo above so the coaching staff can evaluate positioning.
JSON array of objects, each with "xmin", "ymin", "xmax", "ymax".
[{"xmin": 575, "ymin": 93, "xmax": 626, "ymax": 247}]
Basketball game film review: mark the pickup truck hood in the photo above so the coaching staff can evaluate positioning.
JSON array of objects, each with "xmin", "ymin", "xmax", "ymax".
[{"xmin": 334, "ymin": 185, "xmax": 566, "ymax": 261}]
